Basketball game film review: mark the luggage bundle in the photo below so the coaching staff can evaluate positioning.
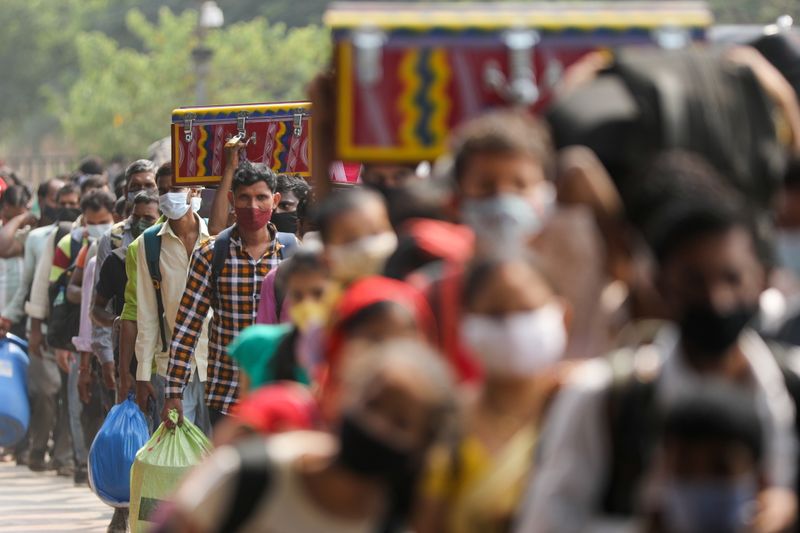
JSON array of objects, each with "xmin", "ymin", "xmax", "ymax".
[{"xmin": 129, "ymin": 410, "xmax": 213, "ymax": 532}]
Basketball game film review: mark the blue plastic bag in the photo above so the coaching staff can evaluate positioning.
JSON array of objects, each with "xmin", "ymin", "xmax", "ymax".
[
  {"xmin": 0, "ymin": 334, "xmax": 29, "ymax": 447},
  {"xmin": 88, "ymin": 397, "xmax": 149, "ymax": 507}
]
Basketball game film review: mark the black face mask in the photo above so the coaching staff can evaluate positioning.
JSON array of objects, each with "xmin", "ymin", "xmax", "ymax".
[
  {"xmin": 271, "ymin": 211, "xmax": 298, "ymax": 235},
  {"xmin": 56, "ymin": 207, "xmax": 81, "ymax": 223},
  {"xmin": 336, "ymin": 413, "xmax": 413, "ymax": 480},
  {"xmin": 679, "ymin": 303, "xmax": 758, "ymax": 358},
  {"xmin": 41, "ymin": 204, "xmax": 60, "ymax": 223}
]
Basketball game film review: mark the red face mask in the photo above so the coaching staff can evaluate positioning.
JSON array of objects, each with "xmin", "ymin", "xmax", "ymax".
[{"xmin": 235, "ymin": 206, "xmax": 273, "ymax": 231}]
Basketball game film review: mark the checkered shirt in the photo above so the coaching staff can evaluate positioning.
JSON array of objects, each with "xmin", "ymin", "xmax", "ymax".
[{"xmin": 165, "ymin": 224, "xmax": 283, "ymax": 413}]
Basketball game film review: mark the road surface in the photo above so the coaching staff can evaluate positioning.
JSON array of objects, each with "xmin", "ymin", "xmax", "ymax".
[{"xmin": 0, "ymin": 460, "xmax": 112, "ymax": 532}]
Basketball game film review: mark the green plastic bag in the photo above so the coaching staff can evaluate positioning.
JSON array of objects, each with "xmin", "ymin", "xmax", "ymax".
[{"xmin": 129, "ymin": 410, "xmax": 213, "ymax": 532}]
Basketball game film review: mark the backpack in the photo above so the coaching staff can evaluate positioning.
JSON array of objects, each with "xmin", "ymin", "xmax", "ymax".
[
  {"xmin": 142, "ymin": 224, "xmax": 298, "ymax": 351},
  {"xmin": 548, "ymin": 48, "xmax": 787, "ymax": 210},
  {"xmin": 46, "ymin": 223, "xmax": 83, "ymax": 351},
  {"xmin": 601, "ymin": 341, "xmax": 800, "ymax": 519}
]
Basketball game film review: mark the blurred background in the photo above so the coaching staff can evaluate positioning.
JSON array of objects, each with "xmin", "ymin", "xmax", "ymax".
[{"xmin": 1, "ymin": 0, "xmax": 798, "ymax": 182}]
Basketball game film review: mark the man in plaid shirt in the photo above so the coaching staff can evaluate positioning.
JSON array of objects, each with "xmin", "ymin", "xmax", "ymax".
[{"xmin": 163, "ymin": 162, "xmax": 293, "ymax": 425}]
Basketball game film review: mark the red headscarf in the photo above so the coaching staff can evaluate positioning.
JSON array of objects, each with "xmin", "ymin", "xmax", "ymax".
[
  {"xmin": 325, "ymin": 276, "xmax": 437, "ymax": 368},
  {"xmin": 232, "ymin": 382, "xmax": 318, "ymax": 435}
]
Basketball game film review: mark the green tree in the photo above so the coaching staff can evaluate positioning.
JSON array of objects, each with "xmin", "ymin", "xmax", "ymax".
[
  {"xmin": 58, "ymin": 7, "xmax": 329, "ymax": 157},
  {"xmin": 709, "ymin": 0, "xmax": 800, "ymax": 23}
]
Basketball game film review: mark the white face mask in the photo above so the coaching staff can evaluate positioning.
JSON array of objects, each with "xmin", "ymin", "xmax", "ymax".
[
  {"xmin": 86, "ymin": 223, "xmax": 112, "ymax": 241},
  {"xmin": 461, "ymin": 188, "xmax": 555, "ymax": 252},
  {"xmin": 327, "ymin": 232, "xmax": 398, "ymax": 283},
  {"xmin": 159, "ymin": 192, "xmax": 191, "ymax": 220},
  {"xmin": 191, "ymin": 195, "xmax": 202, "ymax": 213},
  {"xmin": 462, "ymin": 303, "xmax": 567, "ymax": 376}
]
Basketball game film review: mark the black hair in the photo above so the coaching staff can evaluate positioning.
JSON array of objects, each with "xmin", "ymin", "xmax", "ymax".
[
  {"xmin": 133, "ymin": 190, "xmax": 159, "ymax": 206},
  {"xmin": 649, "ymin": 202, "xmax": 757, "ymax": 266},
  {"xmin": 56, "ymin": 183, "xmax": 79, "ymax": 202},
  {"xmin": 462, "ymin": 254, "xmax": 557, "ymax": 308},
  {"xmin": 0, "ymin": 168, "xmax": 21, "ymax": 186},
  {"xmin": 125, "ymin": 159, "xmax": 156, "ymax": 182},
  {"xmin": 276, "ymin": 174, "xmax": 311, "ymax": 218},
  {"xmin": 663, "ymin": 384, "xmax": 763, "ymax": 463},
  {"xmin": 156, "ymin": 162, "xmax": 173, "ymax": 181},
  {"xmin": 80, "ymin": 189, "xmax": 115, "ymax": 214},
  {"xmin": 38, "ymin": 178, "xmax": 62, "ymax": 200},
  {"xmin": 114, "ymin": 197, "xmax": 127, "ymax": 217},
  {"xmin": 112, "ymin": 172, "xmax": 126, "ymax": 199},
  {"xmin": 0, "ymin": 185, "xmax": 31, "ymax": 209},
  {"xmin": 281, "ymin": 249, "xmax": 328, "ymax": 281},
  {"xmin": 232, "ymin": 160, "xmax": 277, "ymax": 193},
  {"xmin": 79, "ymin": 175, "xmax": 108, "ymax": 195},
  {"xmin": 623, "ymin": 150, "xmax": 742, "ymax": 231},
  {"xmin": 385, "ymin": 177, "xmax": 450, "ymax": 229},
  {"xmin": 312, "ymin": 188, "xmax": 385, "ymax": 243},
  {"xmin": 78, "ymin": 155, "xmax": 105, "ymax": 176},
  {"xmin": 341, "ymin": 300, "xmax": 414, "ymax": 335},
  {"xmin": 452, "ymin": 110, "xmax": 554, "ymax": 184}
]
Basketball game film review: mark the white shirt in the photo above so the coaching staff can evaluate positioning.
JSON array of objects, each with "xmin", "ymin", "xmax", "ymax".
[
  {"xmin": 135, "ymin": 216, "xmax": 210, "ymax": 381},
  {"xmin": 514, "ymin": 327, "xmax": 798, "ymax": 533},
  {"xmin": 174, "ymin": 431, "xmax": 375, "ymax": 533}
]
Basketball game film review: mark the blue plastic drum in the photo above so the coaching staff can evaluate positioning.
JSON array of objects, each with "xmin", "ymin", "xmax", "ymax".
[{"xmin": 0, "ymin": 334, "xmax": 29, "ymax": 447}]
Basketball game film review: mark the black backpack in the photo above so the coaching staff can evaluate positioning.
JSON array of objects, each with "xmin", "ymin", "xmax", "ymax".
[
  {"xmin": 46, "ymin": 222, "xmax": 82, "ymax": 351},
  {"xmin": 548, "ymin": 47, "xmax": 787, "ymax": 210}
]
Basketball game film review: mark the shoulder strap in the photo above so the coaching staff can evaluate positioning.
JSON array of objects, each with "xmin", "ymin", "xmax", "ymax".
[
  {"xmin": 211, "ymin": 227, "xmax": 233, "ymax": 287},
  {"xmin": 143, "ymin": 223, "xmax": 168, "ymax": 352},
  {"xmin": 602, "ymin": 373, "xmax": 659, "ymax": 516},
  {"xmin": 53, "ymin": 222, "xmax": 72, "ymax": 253},
  {"xmin": 217, "ymin": 437, "xmax": 274, "ymax": 533},
  {"xmin": 143, "ymin": 224, "xmax": 164, "ymax": 282},
  {"xmin": 275, "ymin": 232, "xmax": 298, "ymax": 260}
]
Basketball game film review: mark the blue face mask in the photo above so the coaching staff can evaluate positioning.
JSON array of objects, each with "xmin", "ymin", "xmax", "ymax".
[{"xmin": 662, "ymin": 476, "xmax": 758, "ymax": 533}]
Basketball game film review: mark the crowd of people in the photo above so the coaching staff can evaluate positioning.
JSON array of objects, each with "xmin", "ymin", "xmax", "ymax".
[{"xmin": 4, "ymin": 23, "xmax": 800, "ymax": 533}]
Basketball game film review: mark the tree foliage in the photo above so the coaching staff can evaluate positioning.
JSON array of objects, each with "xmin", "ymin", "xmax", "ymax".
[{"xmin": 58, "ymin": 8, "xmax": 329, "ymax": 157}]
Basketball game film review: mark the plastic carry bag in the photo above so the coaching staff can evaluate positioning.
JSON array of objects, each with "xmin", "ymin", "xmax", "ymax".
[
  {"xmin": 129, "ymin": 410, "xmax": 213, "ymax": 532},
  {"xmin": 88, "ymin": 397, "xmax": 150, "ymax": 507}
]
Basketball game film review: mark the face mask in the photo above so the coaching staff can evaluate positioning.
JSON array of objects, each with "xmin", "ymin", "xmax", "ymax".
[
  {"xmin": 461, "ymin": 194, "xmax": 546, "ymax": 251},
  {"xmin": 776, "ymin": 230, "xmax": 800, "ymax": 278},
  {"xmin": 41, "ymin": 204, "xmax": 60, "ymax": 223},
  {"xmin": 327, "ymin": 232, "xmax": 398, "ymax": 283},
  {"xmin": 86, "ymin": 223, "xmax": 112, "ymax": 241},
  {"xmin": 130, "ymin": 218, "xmax": 154, "ymax": 239},
  {"xmin": 271, "ymin": 211, "xmax": 299, "ymax": 235},
  {"xmin": 159, "ymin": 192, "xmax": 191, "ymax": 220},
  {"xmin": 679, "ymin": 303, "xmax": 757, "ymax": 358},
  {"xmin": 462, "ymin": 303, "xmax": 567, "ymax": 376},
  {"xmin": 662, "ymin": 477, "xmax": 757, "ymax": 533},
  {"xmin": 191, "ymin": 196, "xmax": 202, "ymax": 213},
  {"xmin": 289, "ymin": 299, "xmax": 328, "ymax": 333},
  {"xmin": 56, "ymin": 207, "xmax": 81, "ymax": 223},
  {"xmin": 336, "ymin": 412, "xmax": 413, "ymax": 480},
  {"xmin": 235, "ymin": 206, "xmax": 273, "ymax": 232}
]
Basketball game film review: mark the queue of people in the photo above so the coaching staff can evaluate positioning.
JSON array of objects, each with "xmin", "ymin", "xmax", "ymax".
[{"xmin": 4, "ymin": 25, "xmax": 800, "ymax": 533}]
